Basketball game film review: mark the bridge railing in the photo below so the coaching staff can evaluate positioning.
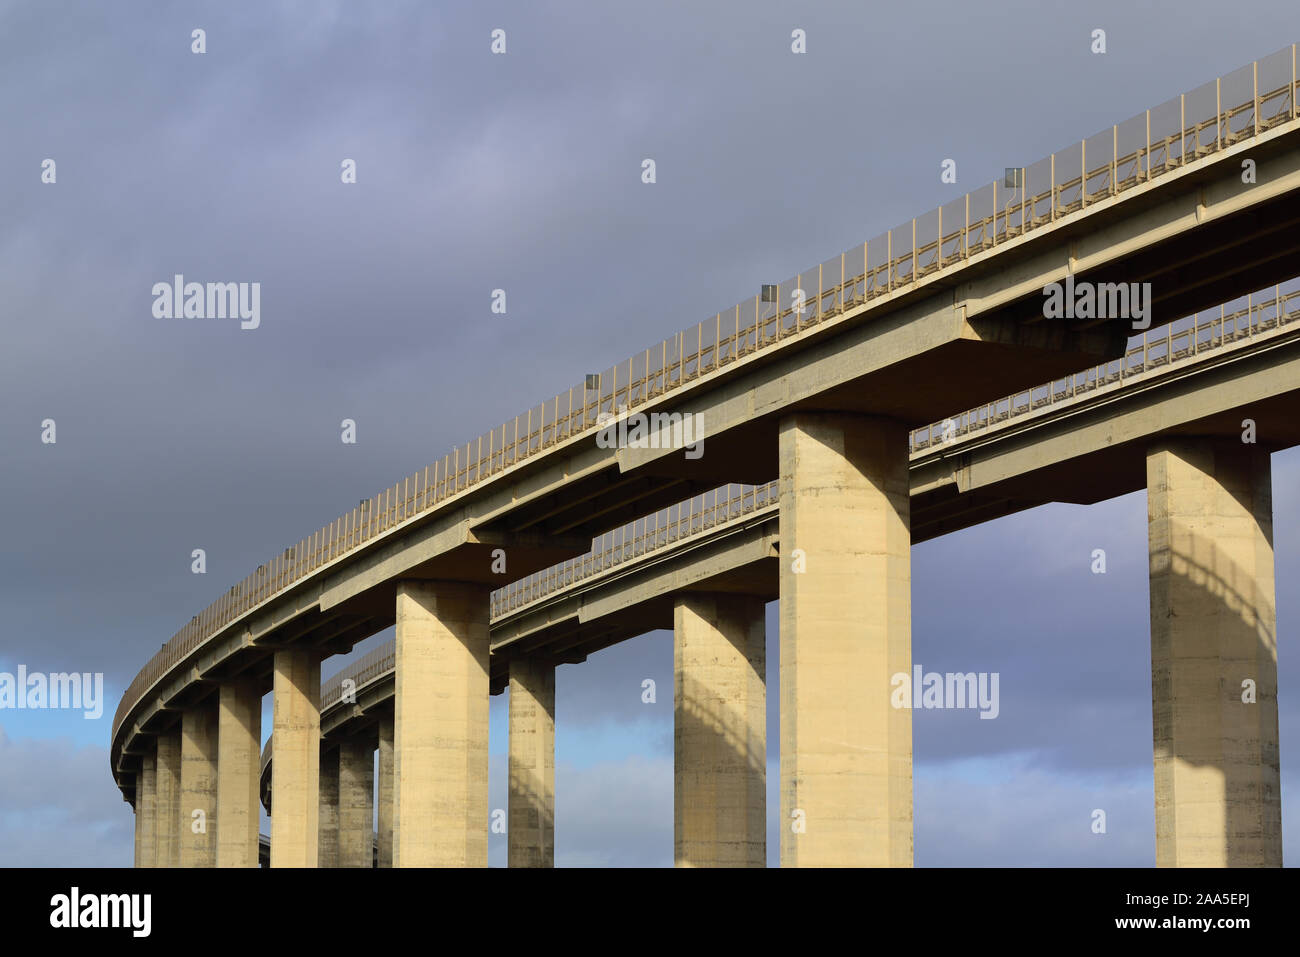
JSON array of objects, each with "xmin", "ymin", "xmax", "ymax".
[
  {"xmin": 911, "ymin": 284, "xmax": 1300, "ymax": 450},
  {"xmin": 115, "ymin": 44, "xmax": 1300, "ymax": 741},
  {"xmin": 317, "ymin": 281, "xmax": 1300, "ymax": 712}
]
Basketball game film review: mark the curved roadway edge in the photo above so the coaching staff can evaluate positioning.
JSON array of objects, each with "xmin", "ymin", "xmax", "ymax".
[
  {"xmin": 257, "ymin": 290, "xmax": 1300, "ymax": 801},
  {"xmin": 113, "ymin": 51, "xmax": 1300, "ymax": 804}
]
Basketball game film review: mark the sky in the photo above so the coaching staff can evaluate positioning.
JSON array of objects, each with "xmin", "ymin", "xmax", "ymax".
[{"xmin": 1, "ymin": 0, "xmax": 1297, "ymax": 867}]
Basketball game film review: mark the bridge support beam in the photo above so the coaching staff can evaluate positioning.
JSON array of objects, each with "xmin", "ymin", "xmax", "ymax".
[
  {"xmin": 508, "ymin": 657, "xmax": 555, "ymax": 868},
  {"xmin": 1147, "ymin": 438, "xmax": 1281, "ymax": 867},
  {"xmin": 179, "ymin": 703, "xmax": 219, "ymax": 866},
  {"xmin": 154, "ymin": 728, "xmax": 182, "ymax": 867},
  {"xmin": 339, "ymin": 737, "xmax": 375, "ymax": 868},
  {"xmin": 377, "ymin": 714, "xmax": 394, "ymax": 868},
  {"xmin": 674, "ymin": 593, "xmax": 766, "ymax": 867},
  {"xmin": 215, "ymin": 679, "xmax": 262, "ymax": 867},
  {"xmin": 135, "ymin": 750, "xmax": 156, "ymax": 867},
  {"xmin": 269, "ymin": 648, "xmax": 321, "ymax": 868},
  {"xmin": 394, "ymin": 580, "xmax": 490, "ymax": 867},
  {"xmin": 779, "ymin": 412, "xmax": 913, "ymax": 867},
  {"xmin": 318, "ymin": 746, "xmax": 340, "ymax": 868}
]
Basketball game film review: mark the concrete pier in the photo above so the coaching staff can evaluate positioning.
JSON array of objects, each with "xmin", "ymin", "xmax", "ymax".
[
  {"xmin": 154, "ymin": 729, "xmax": 181, "ymax": 867},
  {"xmin": 508, "ymin": 657, "xmax": 555, "ymax": 868},
  {"xmin": 778, "ymin": 413, "xmax": 913, "ymax": 867},
  {"xmin": 216, "ymin": 679, "xmax": 262, "ymax": 868},
  {"xmin": 318, "ymin": 746, "xmax": 340, "ymax": 868},
  {"xmin": 393, "ymin": 581, "xmax": 491, "ymax": 867},
  {"xmin": 338, "ymin": 737, "xmax": 375, "ymax": 868},
  {"xmin": 135, "ymin": 750, "xmax": 156, "ymax": 868},
  {"xmin": 270, "ymin": 648, "xmax": 321, "ymax": 868},
  {"xmin": 377, "ymin": 714, "xmax": 394, "ymax": 868},
  {"xmin": 1147, "ymin": 438, "xmax": 1282, "ymax": 867},
  {"xmin": 179, "ymin": 703, "xmax": 219, "ymax": 866},
  {"xmin": 674, "ymin": 593, "xmax": 766, "ymax": 867}
]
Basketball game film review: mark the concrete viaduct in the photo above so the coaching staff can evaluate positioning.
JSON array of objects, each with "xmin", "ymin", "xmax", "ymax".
[{"xmin": 114, "ymin": 45, "xmax": 1300, "ymax": 867}]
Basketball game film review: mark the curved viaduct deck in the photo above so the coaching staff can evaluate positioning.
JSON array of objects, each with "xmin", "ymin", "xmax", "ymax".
[
  {"xmin": 258, "ymin": 285, "xmax": 1300, "ymax": 826},
  {"xmin": 120, "ymin": 46, "xmax": 1300, "ymax": 869}
]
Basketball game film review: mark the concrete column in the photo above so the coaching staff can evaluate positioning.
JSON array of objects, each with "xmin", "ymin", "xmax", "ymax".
[
  {"xmin": 1147, "ymin": 439, "xmax": 1281, "ymax": 867},
  {"xmin": 216, "ymin": 679, "xmax": 261, "ymax": 867},
  {"xmin": 136, "ymin": 751, "xmax": 156, "ymax": 867},
  {"xmin": 269, "ymin": 648, "xmax": 320, "ymax": 868},
  {"xmin": 508, "ymin": 657, "xmax": 555, "ymax": 868},
  {"xmin": 318, "ymin": 746, "xmax": 340, "ymax": 868},
  {"xmin": 394, "ymin": 580, "xmax": 490, "ymax": 867},
  {"xmin": 179, "ymin": 703, "xmax": 219, "ymax": 866},
  {"xmin": 339, "ymin": 737, "xmax": 375, "ymax": 868},
  {"xmin": 674, "ymin": 593, "xmax": 766, "ymax": 867},
  {"xmin": 377, "ymin": 713, "xmax": 394, "ymax": 868},
  {"xmin": 154, "ymin": 728, "xmax": 182, "ymax": 867},
  {"xmin": 778, "ymin": 412, "xmax": 912, "ymax": 867}
]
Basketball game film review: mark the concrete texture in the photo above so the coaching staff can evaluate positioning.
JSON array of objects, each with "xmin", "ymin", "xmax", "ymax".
[
  {"xmin": 270, "ymin": 648, "xmax": 321, "ymax": 868},
  {"xmin": 779, "ymin": 413, "xmax": 913, "ymax": 867},
  {"xmin": 216, "ymin": 679, "xmax": 262, "ymax": 868},
  {"xmin": 1147, "ymin": 438, "xmax": 1282, "ymax": 866},
  {"xmin": 378, "ymin": 714, "xmax": 393, "ymax": 868},
  {"xmin": 674, "ymin": 593, "xmax": 766, "ymax": 867},
  {"xmin": 394, "ymin": 580, "xmax": 490, "ymax": 867},
  {"xmin": 154, "ymin": 729, "xmax": 181, "ymax": 867},
  {"xmin": 179, "ymin": 703, "xmax": 218, "ymax": 866},
  {"xmin": 508, "ymin": 657, "xmax": 555, "ymax": 868},
  {"xmin": 318, "ymin": 746, "xmax": 339, "ymax": 868},
  {"xmin": 135, "ymin": 751, "xmax": 156, "ymax": 868},
  {"xmin": 338, "ymin": 737, "xmax": 374, "ymax": 868}
]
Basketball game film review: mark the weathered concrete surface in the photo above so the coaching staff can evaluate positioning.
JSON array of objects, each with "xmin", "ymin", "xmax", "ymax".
[
  {"xmin": 779, "ymin": 413, "xmax": 912, "ymax": 867},
  {"xmin": 154, "ymin": 729, "xmax": 181, "ymax": 867},
  {"xmin": 394, "ymin": 581, "xmax": 490, "ymax": 867},
  {"xmin": 508, "ymin": 657, "xmax": 555, "ymax": 868},
  {"xmin": 377, "ymin": 714, "xmax": 393, "ymax": 868},
  {"xmin": 135, "ymin": 751, "xmax": 156, "ymax": 868},
  {"xmin": 179, "ymin": 703, "xmax": 218, "ymax": 866},
  {"xmin": 318, "ymin": 747, "xmax": 340, "ymax": 868},
  {"xmin": 270, "ymin": 648, "xmax": 321, "ymax": 868},
  {"xmin": 339, "ymin": 737, "xmax": 374, "ymax": 868},
  {"xmin": 674, "ymin": 593, "xmax": 766, "ymax": 867},
  {"xmin": 1148, "ymin": 438, "xmax": 1281, "ymax": 867},
  {"xmin": 216, "ymin": 679, "xmax": 261, "ymax": 868}
]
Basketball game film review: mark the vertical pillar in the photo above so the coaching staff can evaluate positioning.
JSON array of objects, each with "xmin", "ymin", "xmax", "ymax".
[
  {"xmin": 377, "ymin": 713, "xmax": 394, "ymax": 868},
  {"xmin": 1147, "ymin": 439, "xmax": 1281, "ymax": 866},
  {"xmin": 270, "ymin": 648, "xmax": 320, "ymax": 868},
  {"xmin": 154, "ymin": 728, "xmax": 182, "ymax": 867},
  {"xmin": 779, "ymin": 412, "xmax": 912, "ymax": 867},
  {"xmin": 674, "ymin": 593, "xmax": 766, "ymax": 867},
  {"xmin": 339, "ymin": 737, "xmax": 375, "ymax": 867},
  {"xmin": 393, "ymin": 580, "xmax": 490, "ymax": 867},
  {"xmin": 508, "ymin": 657, "xmax": 555, "ymax": 868},
  {"xmin": 179, "ymin": 702, "xmax": 219, "ymax": 866},
  {"xmin": 216, "ymin": 679, "xmax": 262, "ymax": 867},
  {"xmin": 318, "ymin": 746, "xmax": 340, "ymax": 868},
  {"xmin": 136, "ymin": 750, "xmax": 156, "ymax": 867}
]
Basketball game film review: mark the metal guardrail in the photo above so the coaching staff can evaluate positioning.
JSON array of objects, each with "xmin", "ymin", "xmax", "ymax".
[
  {"xmin": 115, "ymin": 44, "xmax": 1300, "ymax": 741},
  {"xmin": 317, "ymin": 283, "xmax": 1300, "ymax": 711},
  {"xmin": 911, "ymin": 286, "xmax": 1300, "ymax": 449}
]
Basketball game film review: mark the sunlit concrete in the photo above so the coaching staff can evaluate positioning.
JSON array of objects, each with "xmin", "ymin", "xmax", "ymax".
[
  {"xmin": 674, "ymin": 593, "xmax": 766, "ymax": 867},
  {"xmin": 1148, "ymin": 438, "xmax": 1282, "ymax": 866},
  {"xmin": 508, "ymin": 657, "xmax": 555, "ymax": 868},
  {"xmin": 779, "ymin": 413, "xmax": 912, "ymax": 867}
]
